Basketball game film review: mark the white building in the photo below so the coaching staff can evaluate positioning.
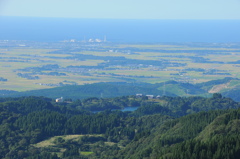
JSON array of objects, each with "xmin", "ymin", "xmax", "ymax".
[
  {"xmin": 56, "ymin": 97, "xmax": 63, "ymax": 102},
  {"xmin": 146, "ymin": 95, "xmax": 154, "ymax": 99}
]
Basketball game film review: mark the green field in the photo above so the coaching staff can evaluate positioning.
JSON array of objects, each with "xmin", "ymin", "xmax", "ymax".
[{"xmin": 1, "ymin": 42, "xmax": 240, "ymax": 91}]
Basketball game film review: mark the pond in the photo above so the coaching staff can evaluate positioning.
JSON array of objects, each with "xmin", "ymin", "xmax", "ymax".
[
  {"xmin": 92, "ymin": 107, "xmax": 139, "ymax": 113},
  {"xmin": 121, "ymin": 107, "xmax": 139, "ymax": 112}
]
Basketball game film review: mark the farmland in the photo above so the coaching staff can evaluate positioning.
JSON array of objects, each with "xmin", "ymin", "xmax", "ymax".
[{"xmin": 1, "ymin": 40, "xmax": 240, "ymax": 91}]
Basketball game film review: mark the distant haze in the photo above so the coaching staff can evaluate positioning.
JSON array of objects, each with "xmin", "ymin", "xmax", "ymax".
[
  {"xmin": 0, "ymin": 0, "xmax": 240, "ymax": 19},
  {"xmin": 0, "ymin": 17, "xmax": 240, "ymax": 43}
]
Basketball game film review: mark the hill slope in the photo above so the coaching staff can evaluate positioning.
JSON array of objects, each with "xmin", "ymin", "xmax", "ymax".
[
  {"xmin": 114, "ymin": 109, "xmax": 240, "ymax": 159},
  {"xmin": 0, "ymin": 95, "xmax": 240, "ymax": 158},
  {"xmin": 2, "ymin": 77, "xmax": 240, "ymax": 102}
]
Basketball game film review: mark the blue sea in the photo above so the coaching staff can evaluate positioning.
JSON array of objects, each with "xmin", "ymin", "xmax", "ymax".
[{"xmin": 0, "ymin": 16, "xmax": 240, "ymax": 43}]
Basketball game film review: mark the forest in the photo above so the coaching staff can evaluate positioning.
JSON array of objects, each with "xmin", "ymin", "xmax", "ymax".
[{"xmin": 0, "ymin": 93, "xmax": 240, "ymax": 158}]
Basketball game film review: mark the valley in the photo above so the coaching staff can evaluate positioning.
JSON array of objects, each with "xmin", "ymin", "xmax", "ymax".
[
  {"xmin": 1, "ymin": 41, "xmax": 240, "ymax": 158},
  {"xmin": 1, "ymin": 41, "xmax": 240, "ymax": 93}
]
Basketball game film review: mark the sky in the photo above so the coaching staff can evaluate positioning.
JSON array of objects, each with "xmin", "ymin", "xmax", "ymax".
[{"xmin": 0, "ymin": 0, "xmax": 240, "ymax": 19}]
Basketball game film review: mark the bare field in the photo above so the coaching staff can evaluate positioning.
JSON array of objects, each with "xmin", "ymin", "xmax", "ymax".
[{"xmin": 1, "ymin": 42, "xmax": 240, "ymax": 91}]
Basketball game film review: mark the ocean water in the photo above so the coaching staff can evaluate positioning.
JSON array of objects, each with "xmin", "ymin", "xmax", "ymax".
[{"xmin": 0, "ymin": 16, "xmax": 240, "ymax": 43}]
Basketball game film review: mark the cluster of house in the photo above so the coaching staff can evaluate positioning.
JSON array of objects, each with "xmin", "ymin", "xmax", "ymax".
[{"xmin": 136, "ymin": 94, "xmax": 161, "ymax": 99}]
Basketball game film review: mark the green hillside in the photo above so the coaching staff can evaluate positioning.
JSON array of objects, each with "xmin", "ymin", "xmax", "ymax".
[
  {"xmin": 3, "ymin": 77, "xmax": 240, "ymax": 102},
  {"xmin": 0, "ymin": 82, "xmax": 176, "ymax": 100},
  {"xmin": 0, "ymin": 94, "xmax": 240, "ymax": 158},
  {"xmin": 114, "ymin": 109, "xmax": 240, "ymax": 159}
]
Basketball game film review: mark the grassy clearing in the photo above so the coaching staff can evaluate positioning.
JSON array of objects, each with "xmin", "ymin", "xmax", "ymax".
[
  {"xmin": 159, "ymin": 84, "xmax": 186, "ymax": 96},
  {"xmin": 228, "ymin": 80, "xmax": 240, "ymax": 88},
  {"xmin": 81, "ymin": 151, "xmax": 94, "ymax": 155},
  {"xmin": 33, "ymin": 137, "xmax": 57, "ymax": 148},
  {"xmin": 32, "ymin": 134, "xmax": 107, "ymax": 157},
  {"xmin": 33, "ymin": 134, "xmax": 103, "ymax": 148}
]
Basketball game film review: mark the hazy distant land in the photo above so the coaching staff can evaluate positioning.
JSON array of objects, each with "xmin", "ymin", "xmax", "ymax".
[{"xmin": 1, "ymin": 40, "xmax": 240, "ymax": 93}]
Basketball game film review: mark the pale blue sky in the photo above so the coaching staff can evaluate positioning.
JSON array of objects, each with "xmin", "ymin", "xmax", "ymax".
[{"xmin": 0, "ymin": 0, "xmax": 240, "ymax": 19}]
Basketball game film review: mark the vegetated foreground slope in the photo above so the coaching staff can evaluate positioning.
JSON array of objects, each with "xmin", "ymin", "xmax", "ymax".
[
  {"xmin": 116, "ymin": 109, "xmax": 240, "ymax": 159},
  {"xmin": 0, "ymin": 94, "xmax": 240, "ymax": 158}
]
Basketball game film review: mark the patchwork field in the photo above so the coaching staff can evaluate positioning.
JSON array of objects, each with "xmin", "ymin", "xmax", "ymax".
[{"xmin": 1, "ymin": 41, "xmax": 240, "ymax": 91}]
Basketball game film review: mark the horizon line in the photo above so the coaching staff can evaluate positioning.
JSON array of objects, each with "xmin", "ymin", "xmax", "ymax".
[{"xmin": 1, "ymin": 15, "xmax": 240, "ymax": 21}]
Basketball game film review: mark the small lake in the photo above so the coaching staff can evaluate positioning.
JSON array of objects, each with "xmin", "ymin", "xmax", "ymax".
[
  {"xmin": 92, "ymin": 107, "xmax": 139, "ymax": 113},
  {"xmin": 122, "ymin": 107, "xmax": 139, "ymax": 112}
]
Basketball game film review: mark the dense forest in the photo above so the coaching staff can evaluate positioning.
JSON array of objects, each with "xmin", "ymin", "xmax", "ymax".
[{"xmin": 0, "ymin": 94, "xmax": 240, "ymax": 158}]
